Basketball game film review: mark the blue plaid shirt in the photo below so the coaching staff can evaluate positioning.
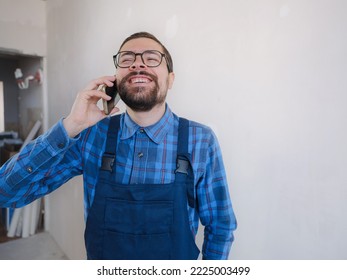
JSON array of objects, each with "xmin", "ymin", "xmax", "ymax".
[{"xmin": 0, "ymin": 106, "xmax": 236, "ymax": 259}]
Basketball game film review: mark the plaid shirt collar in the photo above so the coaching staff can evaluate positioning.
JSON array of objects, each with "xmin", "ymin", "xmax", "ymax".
[{"xmin": 120, "ymin": 104, "xmax": 175, "ymax": 144}]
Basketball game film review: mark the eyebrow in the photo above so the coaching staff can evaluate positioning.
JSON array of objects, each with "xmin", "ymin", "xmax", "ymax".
[{"xmin": 119, "ymin": 49, "xmax": 163, "ymax": 53}]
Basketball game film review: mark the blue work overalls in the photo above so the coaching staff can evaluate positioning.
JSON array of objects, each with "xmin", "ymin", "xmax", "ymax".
[{"xmin": 84, "ymin": 115, "xmax": 200, "ymax": 259}]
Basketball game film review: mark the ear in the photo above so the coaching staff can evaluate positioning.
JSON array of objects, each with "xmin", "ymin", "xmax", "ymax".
[{"xmin": 167, "ymin": 72, "xmax": 175, "ymax": 89}]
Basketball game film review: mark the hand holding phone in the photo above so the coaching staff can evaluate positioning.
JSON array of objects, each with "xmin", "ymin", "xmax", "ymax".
[{"xmin": 98, "ymin": 83, "xmax": 121, "ymax": 115}]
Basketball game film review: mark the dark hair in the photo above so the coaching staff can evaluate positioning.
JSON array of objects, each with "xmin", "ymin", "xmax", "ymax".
[{"xmin": 118, "ymin": 32, "xmax": 173, "ymax": 73}]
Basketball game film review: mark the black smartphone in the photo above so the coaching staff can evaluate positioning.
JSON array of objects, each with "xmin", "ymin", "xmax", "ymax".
[{"xmin": 98, "ymin": 83, "xmax": 121, "ymax": 115}]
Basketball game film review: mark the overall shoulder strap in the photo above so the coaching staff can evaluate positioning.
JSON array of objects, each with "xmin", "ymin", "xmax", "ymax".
[
  {"xmin": 176, "ymin": 117, "xmax": 190, "ymax": 173},
  {"xmin": 100, "ymin": 114, "xmax": 121, "ymax": 172},
  {"xmin": 176, "ymin": 117, "xmax": 195, "ymax": 208}
]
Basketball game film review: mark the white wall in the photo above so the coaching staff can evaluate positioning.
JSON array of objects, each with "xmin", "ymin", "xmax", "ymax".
[
  {"xmin": 45, "ymin": 0, "xmax": 347, "ymax": 259},
  {"xmin": 0, "ymin": 0, "xmax": 46, "ymax": 56}
]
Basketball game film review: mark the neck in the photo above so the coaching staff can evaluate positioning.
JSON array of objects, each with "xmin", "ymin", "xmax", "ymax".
[{"xmin": 126, "ymin": 103, "xmax": 166, "ymax": 127}]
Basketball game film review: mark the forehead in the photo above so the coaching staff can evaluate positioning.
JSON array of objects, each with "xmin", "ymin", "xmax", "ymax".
[{"xmin": 120, "ymin": 37, "xmax": 164, "ymax": 52}]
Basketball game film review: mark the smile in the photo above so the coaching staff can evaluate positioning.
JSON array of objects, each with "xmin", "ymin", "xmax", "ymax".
[{"xmin": 129, "ymin": 76, "xmax": 152, "ymax": 84}]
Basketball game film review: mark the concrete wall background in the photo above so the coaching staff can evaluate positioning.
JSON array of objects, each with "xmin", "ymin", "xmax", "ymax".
[
  {"xmin": 0, "ymin": 0, "xmax": 46, "ymax": 56},
  {"xmin": 46, "ymin": 0, "xmax": 347, "ymax": 259}
]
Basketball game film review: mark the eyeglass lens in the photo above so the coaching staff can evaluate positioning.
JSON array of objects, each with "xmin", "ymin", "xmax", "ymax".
[{"xmin": 117, "ymin": 51, "xmax": 163, "ymax": 67}]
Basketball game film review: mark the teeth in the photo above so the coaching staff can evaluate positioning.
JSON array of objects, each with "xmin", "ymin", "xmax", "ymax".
[{"xmin": 130, "ymin": 77, "xmax": 150, "ymax": 83}]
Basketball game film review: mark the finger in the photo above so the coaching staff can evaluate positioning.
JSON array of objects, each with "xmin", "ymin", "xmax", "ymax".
[
  {"xmin": 84, "ymin": 76, "xmax": 116, "ymax": 90},
  {"xmin": 81, "ymin": 89, "xmax": 112, "ymax": 103}
]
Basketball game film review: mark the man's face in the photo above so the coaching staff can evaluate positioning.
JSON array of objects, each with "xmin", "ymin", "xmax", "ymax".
[{"xmin": 116, "ymin": 38, "xmax": 175, "ymax": 112}]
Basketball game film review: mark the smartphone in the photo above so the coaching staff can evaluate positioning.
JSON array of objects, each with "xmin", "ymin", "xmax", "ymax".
[{"xmin": 98, "ymin": 83, "xmax": 121, "ymax": 115}]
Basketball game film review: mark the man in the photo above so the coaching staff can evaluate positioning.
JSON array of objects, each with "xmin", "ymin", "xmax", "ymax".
[{"xmin": 0, "ymin": 32, "xmax": 237, "ymax": 260}]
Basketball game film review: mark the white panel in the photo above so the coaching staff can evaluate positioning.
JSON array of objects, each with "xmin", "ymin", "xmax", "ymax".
[{"xmin": 44, "ymin": 0, "xmax": 347, "ymax": 260}]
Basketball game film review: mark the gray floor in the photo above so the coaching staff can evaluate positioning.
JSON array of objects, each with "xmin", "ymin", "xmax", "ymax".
[{"xmin": 0, "ymin": 231, "xmax": 68, "ymax": 260}]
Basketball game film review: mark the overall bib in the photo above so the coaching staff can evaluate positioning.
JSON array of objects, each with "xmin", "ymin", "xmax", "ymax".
[{"xmin": 84, "ymin": 115, "xmax": 200, "ymax": 260}]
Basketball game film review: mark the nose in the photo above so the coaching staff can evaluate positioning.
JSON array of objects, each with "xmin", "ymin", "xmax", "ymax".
[{"xmin": 130, "ymin": 53, "xmax": 146, "ymax": 70}]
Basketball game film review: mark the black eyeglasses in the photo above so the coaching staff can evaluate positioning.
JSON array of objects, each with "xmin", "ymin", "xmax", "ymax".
[{"xmin": 113, "ymin": 50, "xmax": 169, "ymax": 70}]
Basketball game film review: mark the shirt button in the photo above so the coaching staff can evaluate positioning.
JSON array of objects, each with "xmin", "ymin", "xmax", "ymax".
[
  {"xmin": 138, "ymin": 152, "xmax": 144, "ymax": 158},
  {"xmin": 57, "ymin": 142, "xmax": 65, "ymax": 148},
  {"xmin": 139, "ymin": 128, "xmax": 145, "ymax": 133},
  {"xmin": 26, "ymin": 166, "xmax": 33, "ymax": 173}
]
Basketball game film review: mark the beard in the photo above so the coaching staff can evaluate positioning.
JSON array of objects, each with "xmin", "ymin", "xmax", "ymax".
[{"xmin": 118, "ymin": 71, "xmax": 167, "ymax": 112}]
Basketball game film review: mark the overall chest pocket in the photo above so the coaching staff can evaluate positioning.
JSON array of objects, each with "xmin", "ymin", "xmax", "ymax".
[
  {"xmin": 104, "ymin": 198, "xmax": 174, "ymax": 234},
  {"xmin": 102, "ymin": 198, "xmax": 174, "ymax": 259}
]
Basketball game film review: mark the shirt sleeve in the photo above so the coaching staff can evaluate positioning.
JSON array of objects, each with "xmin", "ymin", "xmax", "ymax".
[
  {"xmin": 196, "ymin": 128, "xmax": 237, "ymax": 260},
  {"xmin": 0, "ymin": 119, "xmax": 83, "ymax": 208}
]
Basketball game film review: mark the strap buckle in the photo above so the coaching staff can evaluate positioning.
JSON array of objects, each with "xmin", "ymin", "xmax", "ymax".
[
  {"xmin": 101, "ymin": 153, "xmax": 115, "ymax": 172},
  {"xmin": 175, "ymin": 157, "xmax": 189, "ymax": 175}
]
